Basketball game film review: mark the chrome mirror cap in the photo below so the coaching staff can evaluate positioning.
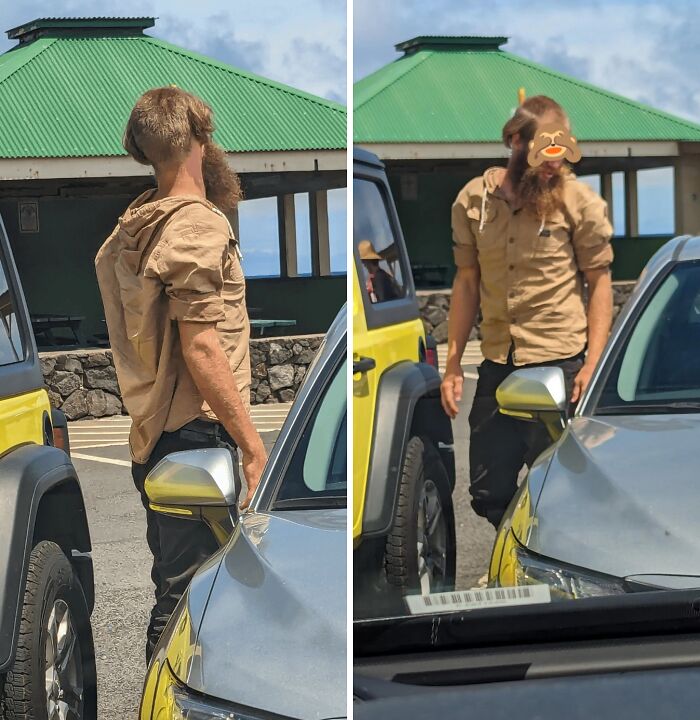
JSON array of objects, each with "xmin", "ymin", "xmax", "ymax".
[
  {"xmin": 496, "ymin": 367, "xmax": 567, "ymax": 415},
  {"xmin": 145, "ymin": 448, "xmax": 240, "ymax": 508}
]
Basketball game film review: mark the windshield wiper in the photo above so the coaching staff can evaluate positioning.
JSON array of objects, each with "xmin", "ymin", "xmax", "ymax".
[{"xmin": 596, "ymin": 402, "xmax": 700, "ymax": 415}]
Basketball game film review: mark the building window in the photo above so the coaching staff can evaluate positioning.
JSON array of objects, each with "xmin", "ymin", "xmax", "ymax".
[
  {"xmin": 638, "ymin": 167, "xmax": 674, "ymax": 235},
  {"xmin": 238, "ymin": 196, "xmax": 281, "ymax": 278},
  {"xmin": 295, "ymin": 192, "xmax": 312, "ymax": 276},
  {"xmin": 328, "ymin": 188, "xmax": 347, "ymax": 275}
]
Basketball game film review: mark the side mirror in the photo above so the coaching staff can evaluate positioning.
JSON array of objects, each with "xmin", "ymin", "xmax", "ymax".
[
  {"xmin": 145, "ymin": 448, "xmax": 242, "ymax": 546},
  {"xmin": 496, "ymin": 367, "xmax": 567, "ymax": 441}
]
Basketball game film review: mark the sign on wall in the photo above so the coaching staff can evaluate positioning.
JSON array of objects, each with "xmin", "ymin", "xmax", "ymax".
[{"xmin": 18, "ymin": 200, "xmax": 39, "ymax": 233}]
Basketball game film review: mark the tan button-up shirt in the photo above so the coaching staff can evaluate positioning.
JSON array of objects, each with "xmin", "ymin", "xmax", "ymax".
[
  {"xmin": 95, "ymin": 190, "xmax": 251, "ymax": 464},
  {"xmin": 452, "ymin": 167, "xmax": 614, "ymax": 365}
]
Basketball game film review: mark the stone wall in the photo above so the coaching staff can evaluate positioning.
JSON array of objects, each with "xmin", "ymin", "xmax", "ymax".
[
  {"xmin": 419, "ymin": 281, "xmax": 637, "ymax": 342},
  {"xmin": 41, "ymin": 335, "xmax": 323, "ymax": 421}
]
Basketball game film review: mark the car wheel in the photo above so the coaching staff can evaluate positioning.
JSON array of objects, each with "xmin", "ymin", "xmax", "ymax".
[
  {"xmin": 385, "ymin": 436, "xmax": 456, "ymax": 594},
  {"xmin": 1, "ymin": 541, "xmax": 97, "ymax": 720}
]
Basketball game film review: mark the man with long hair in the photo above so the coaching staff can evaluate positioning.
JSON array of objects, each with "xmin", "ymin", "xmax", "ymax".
[
  {"xmin": 441, "ymin": 95, "xmax": 613, "ymax": 529},
  {"xmin": 95, "ymin": 87, "xmax": 267, "ymax": 661}
]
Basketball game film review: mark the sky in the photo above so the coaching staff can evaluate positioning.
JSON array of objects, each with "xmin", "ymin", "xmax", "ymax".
[
  {"xmin": 1, "ymin": 0, "xmax": 347, "ymax": 276},
  {"xmin": 354, "ymin": 0, "xmax": 700, "ymax": 236}
]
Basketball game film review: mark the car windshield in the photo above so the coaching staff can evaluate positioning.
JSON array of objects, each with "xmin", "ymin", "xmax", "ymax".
[{"xmin": 594, "ymin": 261, "xmax": 700, "ymax": 413}]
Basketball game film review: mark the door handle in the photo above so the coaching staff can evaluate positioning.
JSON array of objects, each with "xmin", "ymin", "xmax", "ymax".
[{"xmin": 353, "ymin": 356, "xmax": 376, "ymax": 374}]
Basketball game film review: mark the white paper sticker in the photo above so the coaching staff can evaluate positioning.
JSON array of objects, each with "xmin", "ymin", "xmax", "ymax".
[{"xmin": 405, "ymin": 584, "xmax": 552, "ymax": 615}]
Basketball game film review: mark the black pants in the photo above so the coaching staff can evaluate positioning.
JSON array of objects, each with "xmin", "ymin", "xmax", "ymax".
[
  {"xmin": 132, "ymin": 422, "xmax": 238, "ymax": 663},
  {"xmin": 468, "ymin": 352, "xmax": 584, "ymax": 529}
]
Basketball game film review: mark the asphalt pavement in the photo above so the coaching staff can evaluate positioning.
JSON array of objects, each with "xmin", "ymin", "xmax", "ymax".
[
  {"xmin": 437, "ymin": 342, "xmax": 498, "ymax": 590},
  {"xmin": 70, "ymin": 405, "xmax": 290, "ymax": 719}
]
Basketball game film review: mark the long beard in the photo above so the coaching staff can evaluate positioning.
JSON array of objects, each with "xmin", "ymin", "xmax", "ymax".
[
  {"xmin": 513, "ymin": 151, "xmax": 568, "ymax": 219},
  {"xmin": 202, "ymin": 142, "xmax": 243, "ymax": 212}
]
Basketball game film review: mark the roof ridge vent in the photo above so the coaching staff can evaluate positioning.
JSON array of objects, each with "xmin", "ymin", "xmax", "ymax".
[
  {"xmin": 396, "ymin": 35, "xmax": 508, "ymax": 56},
  {"xmin": 6, "ymin": 17, "xmax": 155, "ymax": 46}
]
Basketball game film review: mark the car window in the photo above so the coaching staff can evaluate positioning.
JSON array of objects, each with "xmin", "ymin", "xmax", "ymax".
[
  {"xmin": 354, "ymin": 178, "xmax": 407, "ymax": 304},
  {"xmin": 595, "ymin": 261, "xmax": 700, "ymax": 409},
  {"xmin": 0, "ymin": 251, "xmax": 23, "ymax": 366},
  {"xmin": 274, "ymin": 359, "xmax": 347, "ymax": 507}
]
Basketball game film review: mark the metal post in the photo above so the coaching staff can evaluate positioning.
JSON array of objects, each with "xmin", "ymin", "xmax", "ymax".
[
  {"xmin": 310, "ymin": 190, "xmax": 331, "ymax": 276},
  {"xmin": 277, "ymin": 194, "xmax": 297, "ymax": 277},
  {"xmin": 601, "ymin": 173, "xmax": 614, "ymax": 230},
  {"xmin": 624, "ymin": 170, "xmax": 638, "ymax": 237}
]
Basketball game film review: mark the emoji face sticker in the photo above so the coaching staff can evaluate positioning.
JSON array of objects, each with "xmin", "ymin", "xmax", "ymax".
[{"xmin": 527, "ymin": 123, "xmax": 582, "ymax": 167}]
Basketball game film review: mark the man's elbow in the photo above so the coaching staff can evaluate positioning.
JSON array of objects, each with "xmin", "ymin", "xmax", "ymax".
[
  {"xmin": 454, "ymin": 265, "xmax": 480, "ymax": 297},
  {"xmin": 178, "ymin": 322, "xmax": 219, "ymax": 362}
]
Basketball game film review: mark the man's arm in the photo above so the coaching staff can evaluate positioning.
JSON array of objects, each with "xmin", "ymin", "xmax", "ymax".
[
  {"xmin": 571, "ymin": 267, "xmax": 613, "ymax": 403},
  {"xmin": 179, "ymin": 321, "xmax": 267, "ymax": 509},
  {"xmin": 440, "ymin": 265, "xmax": 481, "ymax": 418}
]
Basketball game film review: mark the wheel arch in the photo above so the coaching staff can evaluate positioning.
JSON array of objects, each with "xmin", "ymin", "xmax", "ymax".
[
  {"xmin": 361, "ymin": 361, "xmax": 455, "ymax": 539},
  {"xmin": 0, "ymin": 444, "xmax": 93, "ymax": 674}
]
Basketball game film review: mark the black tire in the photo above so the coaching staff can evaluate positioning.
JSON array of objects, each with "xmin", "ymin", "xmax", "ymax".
[
  {"xmin": 1, "ymin": 541, "xmax": 97, "ymax": 720},
  {"xmin": 385, "ymin": 436, "xmax": 457, "ymax": 594}
]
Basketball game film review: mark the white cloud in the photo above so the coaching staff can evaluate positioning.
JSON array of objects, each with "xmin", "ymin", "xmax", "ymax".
[
  {"xmin": 1, "ymin": 0, "xmax": 346, "ymax": 102},
  {"xmin": 353, "ymin": 0, "xmax": 700, "ymax": 122}
]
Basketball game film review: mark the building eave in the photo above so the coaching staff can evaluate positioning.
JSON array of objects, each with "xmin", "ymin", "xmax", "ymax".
[
  {"xmin": 357, "ymin": 141, "xmax": 682, "ymax": 161},
  {"xmin": 0, "ymin": 150, "xmax": 346, "ymax": 181}
]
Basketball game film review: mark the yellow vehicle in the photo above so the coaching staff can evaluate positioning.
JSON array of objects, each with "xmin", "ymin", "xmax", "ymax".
[
  {"xmin": 353, "ymin": 148, "xmax": 456, "ymax": 614},
  {"xmin": 0, "ymin": 216, "xmax": 96, "ymax": 718}
]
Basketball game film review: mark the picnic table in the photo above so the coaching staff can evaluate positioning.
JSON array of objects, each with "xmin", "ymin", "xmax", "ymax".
[
  {"xmin": 250, "ymin": 319, "xmax": 297, "ymax": 337},
  {"xmin": 31, "ymin": 313, "xmax": 85, "ymax": 347}
]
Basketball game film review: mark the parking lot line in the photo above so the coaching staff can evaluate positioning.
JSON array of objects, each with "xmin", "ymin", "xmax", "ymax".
[
  {"xmin": 71, "ymin": 452, "xmax": 131, "ymax": 467},
  {"xmin": 68, "ymin": 402, "xmax": 294, "ymax": 448}
]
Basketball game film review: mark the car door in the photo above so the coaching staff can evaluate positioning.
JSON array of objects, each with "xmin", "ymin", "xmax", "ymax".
[{"xmin": 352, "ymin": 162, "xmax": 425, "ymax": 541}]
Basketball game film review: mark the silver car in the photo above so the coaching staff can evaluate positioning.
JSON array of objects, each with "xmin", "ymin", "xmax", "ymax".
[
  {"xmin": 490, "ymin": 236, "xmax": 700, "ymax": 599},
  {"xmin": 139, "ymin": 308, "xmax": 347, "ymax": 720}
]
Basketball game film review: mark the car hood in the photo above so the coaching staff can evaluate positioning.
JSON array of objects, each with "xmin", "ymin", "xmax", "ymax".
[
  {"xmin": 526, "ymin": 414, "xmax": 700, "ymax": 582},
  {"xmin": 185, "ymin": 508, "xmax": 346, "ymax": 720}
]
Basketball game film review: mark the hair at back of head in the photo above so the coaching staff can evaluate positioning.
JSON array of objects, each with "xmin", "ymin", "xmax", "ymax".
[
  {"xmin": 123, "ymin": 87, "xmax": 214, "ymax": 168},
  {"xmin": 502, "ymin": 95, "xmax": 568, "ymax": 148}
]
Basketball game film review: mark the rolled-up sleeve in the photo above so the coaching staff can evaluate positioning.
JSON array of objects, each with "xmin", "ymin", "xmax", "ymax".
[
  {"xmin": 572, "ymin": 185, "xmax": 614, "ymax": 271},
  {"xmin": 153, "ymin": 206, "xmax": 228, "ymax": 323},
  {"xmin": 451, "ymin": 188, "xmax": 478, "ymax": 268}
]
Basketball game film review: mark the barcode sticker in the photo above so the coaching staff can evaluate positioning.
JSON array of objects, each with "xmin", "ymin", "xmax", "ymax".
[{"xmin": 405, "ymin": 584, "xmax": 551, "ymax": 615}]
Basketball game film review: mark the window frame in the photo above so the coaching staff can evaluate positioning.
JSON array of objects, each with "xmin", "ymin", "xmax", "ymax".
[
  {"xmin": 582, "ymin": 259, "xmax": 699, "ymax": 415},
  {"xmin": 353, "ymin": 169, "xmax": 420, "ymax": 331},
  {"xmin": 255, "ymin": 329, "xmax": 347, "ymax": 512},
  {"xmin": 0, "ymin": 215, "xmax": 43, "ymax": 400}
]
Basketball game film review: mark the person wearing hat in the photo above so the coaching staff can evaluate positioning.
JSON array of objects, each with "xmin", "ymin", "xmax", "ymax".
[{"xmin": 358, "ymin": 239, "xmax": 401, "ymax": 303}]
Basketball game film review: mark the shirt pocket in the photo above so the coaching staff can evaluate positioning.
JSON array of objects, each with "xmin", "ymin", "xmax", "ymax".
[
  {"xmin": 533, "ymin": 214, "xmax": 571, "ymax": 259},
  {"xmin": 471, "ymin": 207, "xmax": 506, "ymax": 263}
]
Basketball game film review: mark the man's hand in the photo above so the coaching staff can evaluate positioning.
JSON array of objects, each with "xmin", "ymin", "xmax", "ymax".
[
  {"xmin": 240, "ymin": 440, "xmax": 267, "ymax": 510},
  {"xmin": 441, "ymin": 361, "xmax": 464, "ymax": 419},
  {"xmin": 571, "ymin": 362, "xmax": 596, "ymax": 404}
]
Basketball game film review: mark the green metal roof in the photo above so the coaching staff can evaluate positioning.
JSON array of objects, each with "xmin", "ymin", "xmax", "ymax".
[
  {"xmin": 0, "ymin": 21, "xmax": 346, "ymax": 158},
  {"xmin": 354, "ymin": 36, "xmax": 700, "ymax": 143}
]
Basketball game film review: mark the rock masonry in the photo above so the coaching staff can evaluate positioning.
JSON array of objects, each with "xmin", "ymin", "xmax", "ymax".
[{"xmin": 41, "ymin": 335, "xmax": 324, "ymax": 420}]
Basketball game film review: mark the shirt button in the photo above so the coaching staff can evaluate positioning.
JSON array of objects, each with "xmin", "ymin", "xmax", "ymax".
[
  {"xmin": 509, "ymin": 264, "xmax": 515, "ymax": 271},
  {"xmin": 508, "ymin": 290, "xmax": 515, "ymax": 298},
  {"xmin": 508, "ymin": 237, "xmax": 515, "ymax": 244},
  {"xmin": 511, "ymin": 317, "xmax": 517, "ymax": 324}
]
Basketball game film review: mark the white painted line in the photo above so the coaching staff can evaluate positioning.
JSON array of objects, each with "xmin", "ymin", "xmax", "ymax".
[
  {"xmin": 70, "ymin": 431, "xmax": 131, "ymax": 436},
  {"xmin": 71, "ymin": 452, "xmax": 131, "ymax": 467},
  {"xmin": 71, "ymin": 442, "xmax": 129, "ymax": 449}
]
